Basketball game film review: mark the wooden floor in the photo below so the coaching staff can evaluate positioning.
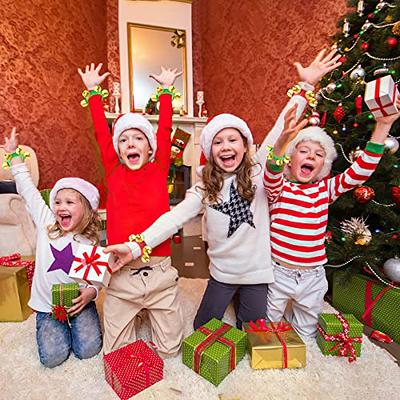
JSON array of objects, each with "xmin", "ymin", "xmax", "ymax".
[{"xmin": 172, "ymin": 235, "xmax": 399, "ymax": 366}]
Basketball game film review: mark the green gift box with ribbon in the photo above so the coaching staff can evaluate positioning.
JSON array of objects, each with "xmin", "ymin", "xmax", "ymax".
[
  {"xmin": 317, "ymin": 313, "xmax": 363, "ymax": 362},
  {"xmin": 332, "ymin": 271, "xmax": 400, "ymax": 344},
  {"xmin": 51, "ymin": 283, "xmax": 79, "ymax": 322},
  {"xmin": 182, "ymin": 318, "xmax": 247, "ymax": 386}
]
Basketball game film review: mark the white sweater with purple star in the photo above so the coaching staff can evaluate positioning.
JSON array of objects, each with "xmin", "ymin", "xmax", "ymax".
[
  {"xmin": 11, "ymin": 163, "xmax": 94, "ymax": 313},
  {"xmin": 127, "ymin": 86, "xmax": 312, "ymax": 284}
]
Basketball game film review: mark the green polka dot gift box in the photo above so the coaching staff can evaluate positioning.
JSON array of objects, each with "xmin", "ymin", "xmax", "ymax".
[
  {"xmin": 103, "ymin": 339, "xmax": 164, "ymax": 400},
  {"xmin": 332, "ymin": 271, "xmax": 400, "ymax": 344},
  {"xmin": 182, "ymin": 318, "xmax": 247, "ymax": 386},
  {"xmin": 317, "ymin": 313, "xmax": 363, "ymax": 362},
  {"xmin": 51, "ymin": 283, "xmax": 80, "ymax": 322}
]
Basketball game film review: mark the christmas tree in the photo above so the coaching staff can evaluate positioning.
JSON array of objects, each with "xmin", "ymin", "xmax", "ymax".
[{"xmin": 316, "ymin": 0, "xmax": 400, "ymax": 282}]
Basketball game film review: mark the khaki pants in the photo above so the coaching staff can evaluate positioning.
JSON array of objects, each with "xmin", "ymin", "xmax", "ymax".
[{"xmin": 103, "ymin": 257, "xmax": 184, "ymax": 356}]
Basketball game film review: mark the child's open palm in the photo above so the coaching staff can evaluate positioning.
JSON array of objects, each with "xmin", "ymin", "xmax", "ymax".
[
  {"xmin": 280, "ymin": 104, "xmax": 309, "ymax": 144},
  {"xmin": 1, "ymin": 127, "xmax": 19, "ymax": 153},
  {"xmin": 149, "ymin": 66, "xmax": 182, "ymax": 87},
  {"xmin": 294, "ymin": 48, "xmax": 342, "ymax": 86},
  {"xmin": 78, "ymin": 63, "xmax": 110, "ymax": 91}
]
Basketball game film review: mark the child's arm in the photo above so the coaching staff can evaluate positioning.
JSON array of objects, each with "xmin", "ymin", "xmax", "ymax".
[
  {"xmin": 328, "ymin": 98, "xmax": 400, "ymax": 202},
  {"xmin": 255, "ymin": 48, "xmax": 342, "ymax": 162},
  {"xmin": 149, "ymin": 67, "xmax": 182, "ymax": 173},
  {"xmin": 104, "ymin": 187, "xmax": 202, "ymax": 271},
  {"xmin": 78, "ymin": 63, "xmax": 117, "ymax": 172},
  {"xmin": 68, "ymin": 286, "xmax": 97, "ymax": 316},
  {"xmin": 2, "ymin": 128, "xmax": 54, "ymax": 227},
  {"xmin": 263, "ymin": 106, "xmax": 308, "ymax": 202}
]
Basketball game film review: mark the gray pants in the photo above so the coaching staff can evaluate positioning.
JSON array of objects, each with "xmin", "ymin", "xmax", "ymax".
[
  {"xmin": 194, "ymin": 276, "xmax": 268, "ymax": 330},
  {"xmin": 267, "ymin": 261, "xmax": 328, "ymax": 337}
]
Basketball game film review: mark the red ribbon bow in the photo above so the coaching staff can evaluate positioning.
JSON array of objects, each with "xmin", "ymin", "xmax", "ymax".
[
  {"xmin": 317, "ymin": 313, "xmax": 362, "ymax": 363},
  {"xmin": 73, "ymin": 246, "xmax": 111, "ymax": 282},
  {"xmin": 193, "ymin": 323, "xmax": 236, "ymax": 374},
  {"xmin": 52, "ymin": 305, "xmax": 68, "ymax": 323},
  {"xmin": 129, "ymin": 353, "xmax": 153, "ymax": 388},
  {"xmin": 245, "ymin": 319, "xmax": 292, "ymax": 368}
]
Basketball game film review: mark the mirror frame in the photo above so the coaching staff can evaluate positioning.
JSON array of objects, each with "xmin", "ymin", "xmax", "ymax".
[{"xmin": 127, "ymin": 22, "xmax": 188, "ymax": 113}]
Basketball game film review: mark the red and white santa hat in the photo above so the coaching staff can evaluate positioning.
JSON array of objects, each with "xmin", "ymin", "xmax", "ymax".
[
  {"xmin": 200, "ymin": 113, "xmax": 253, "ymax": 159},
  {"xmin": 285, "ymin": 126, "xmax": 338, "ymax": 180},
  {"xmin": 196, "ymin": 114, "xmax": 253, "ymax": 176},
  {"xmin": 112, "ymin": 113, "xmax": 156, "ymax": 161},
  {"xmin": 50, "ymin": 177, "xmax": 100, "ymax": 211}
]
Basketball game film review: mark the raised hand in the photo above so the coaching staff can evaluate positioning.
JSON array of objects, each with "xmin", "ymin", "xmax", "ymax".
[
  {"xmin": 294, "ymin": 48, "xmax": 342, "ymax": 86},
  {"xmin": 78, "ymin": 63, "xmax": 110, "ymax": 91},
  {"xmin": 103, "ymin": 244, "xmax": 134, "ymax": 273},
  {"xmin": 371, "ymin": 97, "xmax": 400, "ymax": 144},
  {"xmin": 274, "ymin": 105, "xmax": 309, "ymax": 156},
  {"xmin": 2, "ymin": 127, "xmax": 19, "ymax": 153},
  {"xmin": 149, "ymin": 66, "xmax": 183, "ymax": 87}
]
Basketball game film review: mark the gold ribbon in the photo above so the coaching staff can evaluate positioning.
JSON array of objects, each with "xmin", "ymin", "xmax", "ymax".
[
  {"xmin": 128, "ymin": 234, "xmax": 152, "ymax": 263},
  {"xmin": 80, "ymin": 85, "xmax": 109, "ymax": 108},
  {"xmin": 287, "ymin": 85, "xmax": 318, "ymax": 109},
  {"xmin": 150, "ymin": 86, "xmax": 181, "ymax": 102}
]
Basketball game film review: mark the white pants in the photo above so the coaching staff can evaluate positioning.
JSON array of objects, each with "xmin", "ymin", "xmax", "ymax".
[{"xmin": 267, "ymin": 261, "xmax": 328, "ymax": 337}]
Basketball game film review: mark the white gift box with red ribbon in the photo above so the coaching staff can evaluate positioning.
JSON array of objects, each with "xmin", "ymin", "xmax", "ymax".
[
  {"xmin": 364, "ymin": 75, "xmax": 399, "ymax": 118},
  {"xmin": 69, "ymin": 244, "xmax": 112, "ymax": 287}
]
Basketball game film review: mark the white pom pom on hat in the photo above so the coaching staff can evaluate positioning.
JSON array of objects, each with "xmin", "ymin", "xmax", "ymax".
[
  {"xmin": 200, "ymin": 113, "xmax": 253, "ymax": 160},
  {"xmin": 49, "ymin": 177, "xmax": 100, "ymax": 211},
  {"xmin": 285, "ymin": 126, "xmax": 338, "ymax": 180},
  {"xmin": 112, "ymin": 113, "xmax": 156, "ymax": 161}
]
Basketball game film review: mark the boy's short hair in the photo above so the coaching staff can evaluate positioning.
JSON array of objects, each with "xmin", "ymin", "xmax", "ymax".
[
  {"xmin": 112, "ymin": 113, "xmax": 156, "ymax": 161},
  {"xmin": 285, "ymin": 126, "xmax": 338, "ymax": 181}
]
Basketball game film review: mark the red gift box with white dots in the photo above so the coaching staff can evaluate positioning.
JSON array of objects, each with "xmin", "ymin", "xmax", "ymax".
[{"xmin": 103, "ymin": 339, "xmax": 164, "ymax": 399}]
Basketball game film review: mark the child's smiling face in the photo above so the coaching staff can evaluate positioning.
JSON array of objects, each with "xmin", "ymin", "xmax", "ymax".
[
  {"xmin": 118, "ymin": 129, "xmax": 151, "ymax": 170},
  {"xmin": 287, "ymin": 140, "xmax": 326, "ymax": 183},
  {"xmin": 211, "ymin": 128, "xmax": 247, "ymax": 173},
  {"xmin": 53, "ymin": 189, "xmax": 86, "ymax": 233}
]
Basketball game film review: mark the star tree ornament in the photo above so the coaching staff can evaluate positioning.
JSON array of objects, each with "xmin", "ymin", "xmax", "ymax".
[
  {"xmin": 353, "ymin": 186, "xmax": 375, "ymax": 203},
  {"xmin": 384, "ymin": 136, "xmax": 399, "ymax": 154},
  {"xmin": 383, "ymin": 257, "xmax": 400, "ymax": 282},
  {"xmin": 340, "ymin": 217, "xmax": 372, "ymax": 245}
]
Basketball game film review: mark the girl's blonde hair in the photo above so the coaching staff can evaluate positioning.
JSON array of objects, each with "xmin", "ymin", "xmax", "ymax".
[
  {"xmin": 199, "ymin": 136, "xmax": 256, "ymax": 204},
  {"xmin": 47, "ymin": 190, "xmax": 102, "ymax": 245}
]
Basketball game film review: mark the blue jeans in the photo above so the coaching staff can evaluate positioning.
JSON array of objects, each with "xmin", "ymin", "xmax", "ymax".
[{"xmin": 36, "ymin": 301, "xmax": 102, "ymax": 368}]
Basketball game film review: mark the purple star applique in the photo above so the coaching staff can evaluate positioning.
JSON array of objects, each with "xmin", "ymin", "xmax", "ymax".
[{"xmin": 47, "ymin": 243, "xmax": 74, "ymax": 274}]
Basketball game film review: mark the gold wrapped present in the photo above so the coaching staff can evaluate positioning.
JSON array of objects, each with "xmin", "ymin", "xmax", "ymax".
[
  {"xmin": 243, "ymin": 319, "xmax": 306, "ymax": 369},
  {"xmin": 0, "ymin": 266, "xmax": 32, "ymax": 321}
]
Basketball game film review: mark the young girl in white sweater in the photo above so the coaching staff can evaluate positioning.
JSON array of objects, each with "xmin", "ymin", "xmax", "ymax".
[
  {"xmin": 104, "ymin": 49, "xmax": 341, "ymax": 329},
  {"xmin": 2, "ymin": 128, "xmax": 102, "ymax": 368}
]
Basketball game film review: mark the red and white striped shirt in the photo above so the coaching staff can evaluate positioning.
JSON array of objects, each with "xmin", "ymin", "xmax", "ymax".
[{"xmin": 263, "ymin": 142, "xmax": 384, "ymax": 267}]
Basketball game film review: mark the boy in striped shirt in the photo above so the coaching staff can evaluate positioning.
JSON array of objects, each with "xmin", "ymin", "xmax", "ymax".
[{"xmin": 263, "ymin": 100, "xmax": 400, "ymax": 337}]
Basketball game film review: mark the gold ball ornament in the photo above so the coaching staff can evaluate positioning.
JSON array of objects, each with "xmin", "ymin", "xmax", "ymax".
[
  {"xmin": 385, "ymin": 15, "xmax": 394, "ymax": 23},
  {"xmin": 354, "ymin": 229, "xmax": 372, "ymax": 245},
  {"xmin": 392, "ymin": 21, "xmax": 400, "ymax": 36},
  {"xmin": 332, "ymin": 130, "xmax": 339, "ymax": 135}
]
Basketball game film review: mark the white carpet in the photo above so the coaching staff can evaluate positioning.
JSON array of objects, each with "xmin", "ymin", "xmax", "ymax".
[{"xmin": 0, "ymin": 278, "xmax": 399, "ymax": 400}]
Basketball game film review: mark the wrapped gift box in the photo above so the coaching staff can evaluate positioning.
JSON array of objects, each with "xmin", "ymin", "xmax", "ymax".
[
  {"xmin": 332, "ymin": 271, "xmax": 400, "ymax": 343},
  {"xmin": 103, "ymin": 339, "xmax": 164, "ymax": 400},
  {"xmin": 0, "ymin": 266, "xmax": 32, "ymax": 321},
  {"xmin": 317, "ymin": 313, "xmax": 363, "ymax": 362},
  {"xmin": 0, "ymin": 253, "xmax": 35, "ymax": 288},
  {"xmin": 69, "ymin": 243, "xmax": 111, "ymax": 287},
  {"xmin": 243, "ymin": 319, "xmax": 306, "ymax": 369},
  {"xmin": 364, "ymin": 75, "xmax": 399, "ymax": 118},
  {"xmin": 182, "ymin": 318, "xmax": 247, "ymax": 386},
  {"xmin": 51, "ymin": 282, "xmax": 79, "ymax": 321}
]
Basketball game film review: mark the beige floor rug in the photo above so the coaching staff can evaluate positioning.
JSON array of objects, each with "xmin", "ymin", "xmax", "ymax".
[{"xmin": 0, "ymin": 278, "xmax": 399, "ymax": 400}]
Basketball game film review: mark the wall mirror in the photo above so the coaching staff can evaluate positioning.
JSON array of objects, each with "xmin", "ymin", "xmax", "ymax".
[{"xmin": 127, "ymin": 22, "xmax": 187, "ymax": 113}]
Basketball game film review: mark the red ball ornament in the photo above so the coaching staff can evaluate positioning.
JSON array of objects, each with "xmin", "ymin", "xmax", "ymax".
[
  {"xmin": 392, "ymin": 234, "xmax": 399, "ymax": 240},
  {"xmin": 353, "ymin": 33, "xmax": 359, "ymax": 39},
  {"xmin": 353, "ymin": 186, "xmax": 375, "ymax": 203},
  {"xmin": 360, "ymin": 42, "xmax": 369, "ymax": 51},
  {"xmin": 368, "ymin": 13, "xmax": 375, "ymax": 19},
  {"xmin": 339, "ymin": 56, "xmax": 347, "ymax": 63},
  {"xmin": 387, "ymin": 37, "xmax": 398, "ymax": 49},
  {"xmin": 391, "ymin": 186, "xmax": 400, "ymax": 207},
  {"xmin": 353, "ymin": 122, "xmax": 359, "ymax": 128}
]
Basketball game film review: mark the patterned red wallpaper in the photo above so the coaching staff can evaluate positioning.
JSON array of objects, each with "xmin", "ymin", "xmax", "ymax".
[
  {"xmin": 0, "ymin": 0, "xmax": 108, "ymax": 189},
  {"xmin": 193, "ymin": 0, "xmax": 348, "ymax": 143}
]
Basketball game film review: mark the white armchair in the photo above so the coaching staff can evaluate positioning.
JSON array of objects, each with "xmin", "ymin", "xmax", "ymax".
[{"xmin": 0, "ymin": 145, "xmax": 39, "ymax": 256}]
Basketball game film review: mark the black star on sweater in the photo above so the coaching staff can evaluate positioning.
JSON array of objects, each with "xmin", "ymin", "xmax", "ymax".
[{"xmin": 209, "ymin": 182, "xmax": 255, "ymax": 238}]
